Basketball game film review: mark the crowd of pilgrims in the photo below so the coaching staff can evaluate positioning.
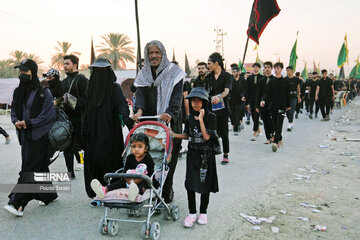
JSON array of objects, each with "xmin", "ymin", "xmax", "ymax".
[{"xmin": 2, "ymin": 41, "xmax": 359, "ymax": 228}]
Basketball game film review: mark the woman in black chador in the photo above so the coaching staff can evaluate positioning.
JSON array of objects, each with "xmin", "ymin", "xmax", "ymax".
[
  {"xmin": 172, "ymin": 87, "xmax": 219, "ymax": 228},
  {"xmin": 4, "ymin": 59, "xmax": 57, "ymax": 217},
  {"xmin": 84, "ymin": 58, "xmax": 131, "ymax": 199}
]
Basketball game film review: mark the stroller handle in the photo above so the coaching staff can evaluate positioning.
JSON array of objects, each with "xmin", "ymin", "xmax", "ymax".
[
  {"xmin": 104, "ymin": 173, "xmax": 153, "ymax": 187},
  {"xmin": 137, "ymin": 116, "xmax": 161, "ymax": 120}
]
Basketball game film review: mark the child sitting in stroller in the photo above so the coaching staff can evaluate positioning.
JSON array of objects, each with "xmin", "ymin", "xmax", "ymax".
[{"xmin": 90, "ymin": 133, "xmax": 154, "ymax": 202}]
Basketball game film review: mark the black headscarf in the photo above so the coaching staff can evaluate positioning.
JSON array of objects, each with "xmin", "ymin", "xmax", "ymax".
[
  {"xmin": 88, "ymin": 67, "xmax": 117, "ymax": 108},
  {"xmin": 15, "ymin": 59, "xmax": 40, "ymax": 120}
]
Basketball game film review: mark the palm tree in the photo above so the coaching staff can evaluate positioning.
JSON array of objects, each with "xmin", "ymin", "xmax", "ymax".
[
  {"xmin": 97, "ymin": 33, "xmax": 135, "ymax": 70},
  {"xmin": 25, "ymin": 53, "xmax": 44, "ymax": 65},
  {"xmin": 51, "ymin": 41, "xmax": 81, "ymax": 69},
  {"xmin": 9, "ymin": 50, "xmax": 27, "ymax": 66},
  {"xmin": 0, "ymin": 59, "xmax": 15, "ymax": 78}
]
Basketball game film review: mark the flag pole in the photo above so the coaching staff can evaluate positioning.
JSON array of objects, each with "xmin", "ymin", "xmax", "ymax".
[
  {"xmin": 135, "ymin": 0, "xmax": 142, "ymax": 74},
  {"xmin": 240, "ymin": 0, "xmax": 255, "ymax": 71},
  {"xmin": 240, "ymin": 35, "xmax": 250, "ymax": 71}
]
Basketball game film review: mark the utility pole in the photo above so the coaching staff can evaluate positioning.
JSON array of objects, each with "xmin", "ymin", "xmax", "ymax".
[{"xmin": 214, "ymin": 26, "xmax": 227, "ymax": 57}]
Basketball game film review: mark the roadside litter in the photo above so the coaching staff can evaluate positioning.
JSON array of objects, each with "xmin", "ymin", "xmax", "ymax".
[
  {"xmin": 240, "ymin": 213, "xmax": 276, "ymax": 225},
  {"xmin": 293, "ymin": 173, "xmax": 310, "ymax": 180},
  {"xmin": 300, "ymin": 203, "xmax": 317, "ymax": 208},
  {"xmin": 271, "ymin": 227, "xmax": 279, "ymax": 233},
  {"xmin": 311, "ymin": 209, "xmax": 321, "ymax": 213},
  {"xmin": 297, "ymin": 217, "xmax": 309, "ymax": 222},
  {"xmin": 279, "ymin": 210, "xmax": 287, "ymax": 214},
  {"xmin": 251, "ymin": 226, "xmax": 261, "ymax": 231},
  {"xmin": 312, "ymin": 225, "xmax": 326, "ymax": 231}
]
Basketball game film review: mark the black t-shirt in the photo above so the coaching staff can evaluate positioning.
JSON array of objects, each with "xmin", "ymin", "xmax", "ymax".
[
  {"xmin": 205, "ymin": 70, "xmax": 232, "ymax": 117},
  {"xmin": 307, "ymin": 80, "xmax": 318, "ymax": 99},
  {"xmin": 246, "ymin": 73, "xmax": 263, "ymax": 105},
  {"xmin": 317, "ymin": 77, "xmax": 333, "ymax": 101},
  {"xmin": 286, "ymin": 76, "xmax": 301, "ymax": 93},
  {"xmin": 193, "ymin": 76, "xmax": 206, "ymax": 88},
  {"xmin": 124, "ymin": 153, "xmax": 154, "ymax": 179}
]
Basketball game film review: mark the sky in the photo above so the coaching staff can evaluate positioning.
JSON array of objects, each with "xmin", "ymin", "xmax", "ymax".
[{"xmin": 0, "ymin": 0, "xmax": 359, "ymax": 75}]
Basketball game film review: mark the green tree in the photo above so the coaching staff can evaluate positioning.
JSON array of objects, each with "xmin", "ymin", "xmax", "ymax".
[
  {"xmin": 51, "ymin": 41, "xmax": 81, "ymax": 69},
  {"xmin": 97, "ymin": 33, "xmax": 135, "ymax": 70},
  {"xmin": 0, "ymin": 59, "xmax": 15, "ymax": 78},
  {"xmin": 9, "ymin": 50, "xmax": 27, "ymax": 66},
  {"xmin": 25, "ymin": 53, "xmax": 44, "ymax": 65}
]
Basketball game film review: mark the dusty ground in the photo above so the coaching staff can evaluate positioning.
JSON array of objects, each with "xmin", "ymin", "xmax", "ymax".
[
  {"xmin": 227, "ymin": 101, "xmax": 360, "ymax": 240},
  {"xmin": 0, "ymin": 99, "xmax": 359, "ymax": 240}
]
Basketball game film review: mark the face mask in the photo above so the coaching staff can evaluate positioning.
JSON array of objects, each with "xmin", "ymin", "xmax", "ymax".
[{"xmin": 19, "ymin": 73, "xmax": 31, "ymax": 82}]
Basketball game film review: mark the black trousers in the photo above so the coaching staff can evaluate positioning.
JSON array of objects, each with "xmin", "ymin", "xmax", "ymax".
[
  {"xmin": 320, "ymin": 102, "xmax": 331, "ymax": 118},
  {"xmin": 162, "ymin": 138, "xmax": 182, "ymax": 203},
  {"xmin": 271, "ymin": 110, "xmax": 285, "ymax": 144},
  {"xmin": 231, "ymin": 106, "xmax": 244, "ymax": 132},
  {"xmin": 0, "ymin": 126, "xmax": 9, "ymax": 138},
  {"xmin": 250, "ymin": 104, "xmax": 260, "ymax": 132},
  {"xmin": 260, "ymin": 108, "xmax": 273, "ymax": 140},
  {"xmin": 305, "ymin": 97, "xmax": 311, "ymax": 113},
  {"xmin": 295, "ymin": 99, "xmax": 303, "ymax": 114},
  {"xmin": 187, "ymin": 190, "xmax": 210, "ymax": 214},
  {"xmin": 64, "ymin": 121, "xmax": 82, "ymax": 174},
  {"xmin": 309, "ymin": 100, "xmax": 319, "ymax": 115},
  {"xmin": 8, "ymin": 135, "xmax": 57, "ymax": 210},
  {"xmin": 286, "ymin": 96, "xmax": 298, "ymax": 123},
  {"xmin": 216, "ymin": 115, "xmax": 229, "ymax": 154}
]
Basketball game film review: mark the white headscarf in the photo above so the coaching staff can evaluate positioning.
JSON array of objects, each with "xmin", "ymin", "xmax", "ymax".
[{"xmin": 134, "ymin": 40, "xmax": 186, "ymax": 115}]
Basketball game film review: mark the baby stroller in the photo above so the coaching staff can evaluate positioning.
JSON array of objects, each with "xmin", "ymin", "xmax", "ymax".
[{"xmin": 97, "ymin": 117, "xmax": 179, "ymax": 240}]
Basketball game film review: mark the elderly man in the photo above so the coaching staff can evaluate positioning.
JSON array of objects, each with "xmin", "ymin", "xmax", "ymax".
[{"xmin": 133, "ymin": 40, "xmax": 186, "ymax": 203}]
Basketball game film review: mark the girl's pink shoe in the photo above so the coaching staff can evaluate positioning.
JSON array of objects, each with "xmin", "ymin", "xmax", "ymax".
[
  {"xmin": 182, "ymin": 214, "xmax": 197, "ymax": 228},
  {"xmin": 197, "ymin": 214, "xmax": 208, "ymax": 225},
  {"xmin": 90, "ymin": 179, "xmax": 106, "ymax": 199}
]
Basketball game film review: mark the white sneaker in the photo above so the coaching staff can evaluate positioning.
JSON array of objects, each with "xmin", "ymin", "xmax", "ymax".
[
  {"xmin": 4, "ymin": 205, "xmax": 23, "ymax": 217},
  {"xmin": 74, "ymin": 163, "xmax": 84, "ymax": 171},
  {"xmin": 39, "ymin": 197, "xmax": 58, "ymax": 206}
]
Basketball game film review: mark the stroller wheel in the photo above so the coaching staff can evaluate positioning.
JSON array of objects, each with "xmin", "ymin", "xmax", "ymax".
[
  {"xmin": 162, "ymin": 207, "xmax": 171, "ymax": 220},
  {"xmin": 150, "ymin": 222, "xmax": 161, "ymax": 240},
  {"xmin": 107, "ymin": 220, "xmax": 119, "ymax": 236},
  {"xmin": 140, "ymin": 223, "xmax": 149, "ymax": 239},
  {"xmin": 171, "ymin": 204, "xmax": 179, "ymax": 221},
  {"xmin": 98, "ymin": 217, "xmax": 108, "ymax": 235}
]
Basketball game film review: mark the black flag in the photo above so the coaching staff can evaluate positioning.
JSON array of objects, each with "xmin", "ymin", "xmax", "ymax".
[{"xmin": 247, "ymin": 0, "xmax": 281, "ymax": 44}]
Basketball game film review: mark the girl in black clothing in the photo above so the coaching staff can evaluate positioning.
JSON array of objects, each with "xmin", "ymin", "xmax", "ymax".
[
  {"xmin": 90, "ymin": 133, "xmax": 155, "ymax": 202},
  {"xmin": 172, "ymin": 87, "xmax": 219, "ymax": 228}
]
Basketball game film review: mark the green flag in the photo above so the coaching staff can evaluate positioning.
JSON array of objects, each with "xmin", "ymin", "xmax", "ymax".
[
  {"xmin": 301, "ymin": 63, "xmax": 308, "ymax": 80},
  {"xmin": 349, "ymin": 58, "xmax": 360, "ymax": 79},
  {"xmin": 238, "ymin": 60, "xmax": 246, "ymax": 72},
  {"xmin": 337, "ymin": 34, "xmax": 349, "ymax": 68},
  {"xmin": 289, "ymin": 32, "xmax": 298, "ymax": 70}
]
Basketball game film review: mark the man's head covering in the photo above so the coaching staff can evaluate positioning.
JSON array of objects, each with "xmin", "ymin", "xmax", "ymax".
[
  {"xmin": 230, "ymin": 63, "xmax": 240, "ymax": 71},
  {"xmin": 88, "ymin": 58, "xmax": 117, "ymax": 108},
  {"xmin": 208, "ymin": 52, "xmax": 224, "ymax": 70},
  {"xmin": 134, "ymin": 40, "xmax": 186, "ymax": 115}
]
